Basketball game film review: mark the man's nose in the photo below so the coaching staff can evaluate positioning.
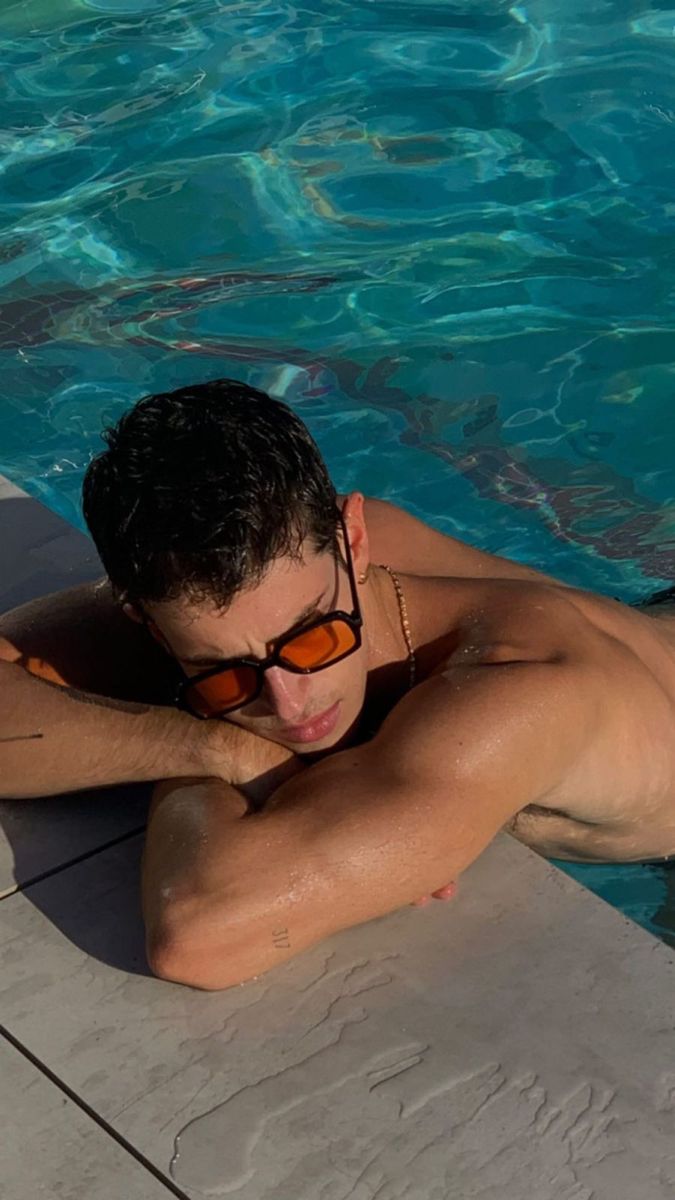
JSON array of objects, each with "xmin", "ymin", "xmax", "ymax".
[{"xmin": 262, "ymin": 667, "xmax": 312, "ymax": 722}]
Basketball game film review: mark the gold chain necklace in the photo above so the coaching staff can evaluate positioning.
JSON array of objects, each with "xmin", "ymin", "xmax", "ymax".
[{"xmin": 379, "ymin": 564, "xmax": 416, "ymax": 691}]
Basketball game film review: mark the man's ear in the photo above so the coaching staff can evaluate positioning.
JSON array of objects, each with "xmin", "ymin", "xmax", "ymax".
[
  {"xmin": 340, "ymin": 491, "xmax": 370, "ymax": 578},
  {"xmin": 122, "ymin": 602, "xmax": 144, "ymax": 625},
  {"xmin": 124, "ymin": 604, "xmax": 173, "ymax": 655}
]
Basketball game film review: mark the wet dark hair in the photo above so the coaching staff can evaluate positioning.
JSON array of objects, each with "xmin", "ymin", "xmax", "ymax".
[{"xmin": 82, "ymin": 378, "xmax": 339, "ymax": 609}]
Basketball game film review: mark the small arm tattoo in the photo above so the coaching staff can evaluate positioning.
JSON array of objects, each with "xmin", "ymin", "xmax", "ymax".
[
  {"xmin": 272, "ymin": 927, "xmax": 291, "ymax": 949},
  {"xmin": 42, "ymin": 677, "xmax": 152, "ymax": 715}
]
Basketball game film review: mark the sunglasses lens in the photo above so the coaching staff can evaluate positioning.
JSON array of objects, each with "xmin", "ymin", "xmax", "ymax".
[
  {"xmin": 181, "ymin": 617, "xmax": 359, "ymax": 717},
  {"xmin": 280, "ymin": 619, "xmax": 357, "ymax": 670},
  {"xmin": 184, "ymin": 665, "xmax": 259, "ymax": 717}
]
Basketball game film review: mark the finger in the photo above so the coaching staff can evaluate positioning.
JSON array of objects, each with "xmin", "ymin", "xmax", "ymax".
[{"xmin": 431, "ymin": 882, "xmax": 457, "ymax": 900}]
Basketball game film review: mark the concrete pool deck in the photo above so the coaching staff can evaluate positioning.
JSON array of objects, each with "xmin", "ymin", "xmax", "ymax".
[{"xmin": 1, "ymin": 474, "xmax": 674, "ymax": 1199}]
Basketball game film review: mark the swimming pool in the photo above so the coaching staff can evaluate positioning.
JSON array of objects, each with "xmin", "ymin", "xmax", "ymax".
[{"xmin": 2, "ymin": 0, "xmax": 675, "ymax": 945}]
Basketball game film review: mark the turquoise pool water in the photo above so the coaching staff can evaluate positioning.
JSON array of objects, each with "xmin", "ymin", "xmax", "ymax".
[{"xmin": 2, "ymin": 0, "xmax": 675, "ymax": 945}]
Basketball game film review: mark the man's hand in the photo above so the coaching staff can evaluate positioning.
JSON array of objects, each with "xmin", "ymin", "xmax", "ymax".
[
  {"xmin": 200, "ymin": 718, "xmax": 305, "ymax": 809},
  {"xmin": 411, "ymin": 881, "xmax": 457, "ymax": 907}
]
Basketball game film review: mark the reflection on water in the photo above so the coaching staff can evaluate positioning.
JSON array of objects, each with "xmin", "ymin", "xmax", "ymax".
[{"xmin": 2, "ymin": 0, "xmax": 675, "ymax": 938}]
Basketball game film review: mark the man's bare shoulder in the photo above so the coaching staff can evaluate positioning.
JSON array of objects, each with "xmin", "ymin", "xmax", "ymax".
[
  {"xmin": 413, "ymin": 574, "xmax": 597, "ymax": 679},
  {"xmin": 464, "ymin": 574, "xmax": 675, "ymax": 696},
  {"xmin": 0, "ymin": 575, "xmax": 178, "ymax": 701},
  {"xmin": 374, "ymin": 580, "xmax": 601, "ymax": 787},
  {"xmin": 419, "ymin": 574, "xmax": 675, "ymax": 856},
  {"xmin": 346, "ymin": 494, "xmax": 567, "ymax": 587},
  {"xmin": 359, "ymin": 641, "xmax": 600, "ymax": 860}
]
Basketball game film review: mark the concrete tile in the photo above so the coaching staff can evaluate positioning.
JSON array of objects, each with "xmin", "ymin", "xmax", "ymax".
[
  {"xmin": 0, "ymin": 475, "xmax": 25, "ymax": 502},
  {"xmin": 0, "ymin": 790, "xmax": 149, "ymax": 899},
  {"xmin": 0, "ymin": 485, "xmax": 102, "ymax": 614},
  {"xmin": 0, "ymin": 476, "xmax": 150, "ymax": 893},
  {"xmin": 0, "ymin": 1036, "xmax": 178, "ymax": 1200},
  {"xmin": 1, "ymin": 832, "xmax": 674, "ymax": 1198}
]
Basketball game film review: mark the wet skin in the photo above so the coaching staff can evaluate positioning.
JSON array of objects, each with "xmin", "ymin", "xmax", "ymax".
[
  {"xmin": 3, "ymin": 492, "xmax": 675, "ymax": 987},
  {"xmin": 141, "ymin": 493, "xmax": 675, "ymax": 865}
]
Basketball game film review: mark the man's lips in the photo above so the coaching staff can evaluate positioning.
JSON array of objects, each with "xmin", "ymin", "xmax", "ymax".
[{"xmin": 280, "ymin": 701, "xmax": 341, "ymax": 745}]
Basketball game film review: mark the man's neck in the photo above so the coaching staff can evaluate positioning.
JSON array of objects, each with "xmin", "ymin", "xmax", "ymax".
[
  {"xmin": 363, "ymin": 570, "xmax": 468, "ymax": 709},
  {"xmin": 362, "ymin": 565, "xmax": 412, "ymax": 678}
]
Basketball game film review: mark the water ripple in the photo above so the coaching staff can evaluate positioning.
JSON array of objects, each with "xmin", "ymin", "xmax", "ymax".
[{"xmin": 1, "ymin": 0, "xmax": 674, "ymax": 600}]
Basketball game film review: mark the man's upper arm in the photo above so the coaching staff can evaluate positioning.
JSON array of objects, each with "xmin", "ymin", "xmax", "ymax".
[
  {"xmin": 195, "ymin": 656, "xmax": 596, "ymax": 986},
  {"xmin": 0, "ymin": 580, "xmax": 178, "ymax": 702}
]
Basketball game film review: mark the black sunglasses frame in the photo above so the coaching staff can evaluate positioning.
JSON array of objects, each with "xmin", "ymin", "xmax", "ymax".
[{"xmin": 175, "ymin": 515, "xmax": 363, "ymax": 719}]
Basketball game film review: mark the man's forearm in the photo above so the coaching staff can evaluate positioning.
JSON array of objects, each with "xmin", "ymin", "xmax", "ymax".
[
  {"xmin": 0, "ymin": 659, "xmax": 302, "ymax": 801},
  {"xmin": 0, "ymin": 659, "xmax": 212, "ymax": 798}
]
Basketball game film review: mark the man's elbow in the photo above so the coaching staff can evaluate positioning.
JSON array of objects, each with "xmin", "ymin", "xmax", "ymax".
[
  {"xmin": 145, "ymin": 907, "xmax": 247, "ymax": 992},
  {"xmin": 146, "ymin": 935, "xmax": 213, "ymax": 991}
]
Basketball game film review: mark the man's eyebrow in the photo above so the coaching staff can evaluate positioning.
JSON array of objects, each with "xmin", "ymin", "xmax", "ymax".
[
  {"xmin": 180, "ymin": 588, "xmax": 331, "ymax": 667},
  {"xmin": 283, "ymin": 590, "xmax": 331, "ymax": 635}
]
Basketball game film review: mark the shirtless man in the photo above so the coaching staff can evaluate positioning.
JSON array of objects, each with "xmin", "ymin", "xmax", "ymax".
[{"xmin": 1, "ymin": 379, "xmax": 674, "ymax": 992}]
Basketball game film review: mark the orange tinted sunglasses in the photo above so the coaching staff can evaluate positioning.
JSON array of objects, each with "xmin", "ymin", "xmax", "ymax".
[{"xmin": 175, "ymin": 516, "xmax": 363, "ymax": 719}]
